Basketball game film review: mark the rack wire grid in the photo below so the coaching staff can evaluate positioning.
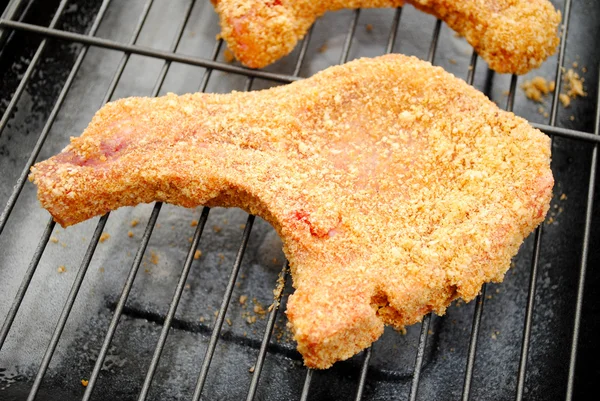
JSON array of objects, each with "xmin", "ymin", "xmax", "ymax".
[{"xmin": 0, "ymin": 0, "xmax": 598, "ymax": 400}]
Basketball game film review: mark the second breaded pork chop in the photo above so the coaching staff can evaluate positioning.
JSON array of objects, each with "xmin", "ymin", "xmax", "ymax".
[
  {"xmin": 30, "ymin": 55, "xmax": 553, "ymax": 368},
  {"xmin": 211, "ymin": 0, "xmax": 560, "ymax": 74}
]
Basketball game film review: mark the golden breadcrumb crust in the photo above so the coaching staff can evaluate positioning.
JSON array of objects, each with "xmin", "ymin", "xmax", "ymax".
[
  {"xmin": 30, "ymin": 55, "xmax": 552, "ymax": 368},
  {"xmin": 211, "ymin": 0, "xmax": 560, "ymax": 74}
]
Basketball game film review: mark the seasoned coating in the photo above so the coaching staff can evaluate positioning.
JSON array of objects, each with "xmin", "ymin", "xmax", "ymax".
[
  {"xmin": 211, "ymin": 0, "xmax": 560, "ymax": 74},
  {"xmin": 30, "ymin": 55, "xmax": 553, "ymax": 368}
]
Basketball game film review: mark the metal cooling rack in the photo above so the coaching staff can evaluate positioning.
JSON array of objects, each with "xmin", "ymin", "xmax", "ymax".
[{"xmin": 0, "ymin": 0, "xmax": 597, "ymax": 400}]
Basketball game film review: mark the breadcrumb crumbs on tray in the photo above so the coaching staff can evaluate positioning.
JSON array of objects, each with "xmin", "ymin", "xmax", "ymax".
[
  {"xmin": 127, "ymin": 231, "xmax": 134, "ymax": 238},
  {"xmin": 448, "ymin": 58, "xmax": 457, "ymax": 65},
  {"xmin": 560, "ymin": 193, "xmax": 567, "ymax": 201},
  {"xmin": 99, "ymin": 232, "xmax": 110, "ymax": 243},
  {"xmin": 190, "ymin": 219, "xmax": 198, "ymax": 227},
  {"xmin": 559, "ymin": 94, "xmax": 570, "ymax": 107},
  {"xmin": 150, "ymin": 251, "xmax": 159, "ymax": 265},
  {"xmin": 194, "ymin": 250, "xmax": 202, "ymax": 260},
  {"xmin": 249, "ymin": 365, "xmax": 255, "ymax": 373},
  {"xmin": 81, "ymin": 379, "xmax": 88, "ymax": 387},
  {"xmin": 563, "ymin": 68, "xmax": 586, "ymax": 98},
  {"xmin": 239, "ymin": 295, "xmax": 248, "ymax": 305},
  {"xmin": 365, "ymin": 23, "xmax": 373, "ymax": 32},
  {"xmin": 130, "ymin": 219, "xmax": 139, "ymax": 227},
  {"xmin": 57, "ymin": 265, "xmax": 66, "ymax": 273},
  {"xmin": 213, "ymin": 225, "xmax": 222, "ymax": 233},
  {"xmin": 318, "ymin": 43, "xmax": 328, "ymax": 53},
  {"xmin": 50, "ymin": 236, "xmax": 59, "ymax": 243},
  {"xmin": 521, "ymin": 76, "xmax": 554, "ymax": 102}
]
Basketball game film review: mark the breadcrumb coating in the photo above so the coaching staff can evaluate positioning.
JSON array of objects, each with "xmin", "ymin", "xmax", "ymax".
[
  {"xmin": 211, "ymin": 0, "xmax": 560, "ymax": 74},
  {"xmin": 29, "ymin": 55, "xmax": 552, "ymax": 368}
]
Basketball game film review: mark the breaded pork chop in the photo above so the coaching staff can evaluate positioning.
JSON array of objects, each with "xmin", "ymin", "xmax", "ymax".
[
  {"xmin": 211, "ymin": 0, "xmax": 561, "ymax": 74},
  {"xmin": 30, "ymin": 55, "xmax": 552, "ymax": 368}
]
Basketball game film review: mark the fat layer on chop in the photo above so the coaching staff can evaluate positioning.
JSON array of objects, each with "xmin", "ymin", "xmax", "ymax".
[{"xmin": 30, "ymin": 54, "xmax": 553, "ymax": 368}]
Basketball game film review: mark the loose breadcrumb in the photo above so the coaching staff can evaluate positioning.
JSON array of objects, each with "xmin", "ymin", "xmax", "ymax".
[
  {"xmin": 57, "ymin": 265, "xmax": 66, "ymax": 273},
  {"xmin": 559, "ymin": 94, "xmax": 570, "ymax": 108},
  {"xmin": 150, "ymin": 251, "xmax": 159, "ymax": 265},
  {"xmin": 318, "ymin": 43, "xmax": 328, "ymax": 53},
  {"xmin": 128, "ymin": 231, "xmax": 134, "ymax": 237},
  {"xmin": 521, "ymin": 76, "xmax": 553, "ymax": 102},
  {"xmin": 448, "ymin": 58, "xmax": 457, "ymax": 65},
  {"xmin": 50, "ymin": 236, "xmax": 59, "ymax": 243},
  {"xmin": 99, "ymin": 267, "xmax": 105, "ymax": 273},
  {"xmin": 81, "ymin": 379, "xmax": 89, "ymax": 387},
  {"xmin": 191, "ymin": 219, "xmax": 198, "ymax": 227},
  {"xmin": 249, "ymin": 365, "xmax": 255, "ymax": 373},
  {"xmin": 194, "ymin": 250, "xmax": 202, "ymax": 260},
  {"xmin": 560, "ymin": 193, "xmax": 567, "ymax": 201},
  {"xmin": 226, "ymin": 318, "xmax": 232, "ymax": 326},
  {"xmin": 99, "ymin": 232, "xmax": 110, "ymax": 243},
  {"xmin": 563, "ymin": 68, "xmax": 586, "ymax": 98},
  {"xmin": 131, "ymin": 219, "xmax": 139, "ymax": 227},
  {"xmin": 239, "ymin": 295, "xmax": 248, "ymax": 305},
  {"xmin": 365, "ymin": 24, "xmax": 373, "ymax": 32},
  {"xmin": 223, "ymin": 48, "xmax": 235, "ymax": 63},
  {"xmin": 213, "ymin": 225, "xmax": 222, "ymax": 233}
]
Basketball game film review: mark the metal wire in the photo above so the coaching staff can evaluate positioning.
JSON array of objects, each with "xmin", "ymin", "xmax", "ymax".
[
  {"xmin": 82, "ymin": 203, "xmax": 161, "ymax": 401},
  {"xmin": 0, "ymin": 219, "xmax": 55, "ymax": 349},
  {"xmin": 245, "ymin": 263, "xmax": 289, "ymax": 401},
  {"xmin": 515, "ymin": 1, "xmax": 573, "ymax": 399},
  {"xmin": 354, "ymin": 347, "xmax": 373, "ymax": 401},
  {"xmin": 461, "ymin": 285, "xmax": 486, "ymax": 401},
  {"xmin": 0, "ymin": 0, "xmax": 29, "ymax": 48},
  {"xmin": 460, "ymin": 71, "xmax": 517, "ymax": 401},
  {"xmin": 27, "ymin": 214, "xmax": 108, "ymax": 401},
  {"xmin": 409, "ymin": 315, "xmax": 431, "ymax": 401},
  {"xmin": 84, "ymin": 28, "xmax": 224, "ymax": 401},
  {"xmin": 244, "ymin": 29, "xmax": 314, "ymax": 401},
  {"xmin": 385, "ymin": 8, "xmax": 403, "ymax": 55},
  {"xmin": 191, "ymin": 215, "xmax": 256, "ymax": 400},
  {"xmin": 0, "ymin": 19, "xmax": 301, "ymax": 83},
  {"xmin": 338, "ymin": 9, "xmax": 360, "ymax": 64},
  {"xmin": 0, "ymin": 0, "xmax": 113, "ymax": 349},
  {"xmin": 1, "ymin": 17, "xmax": 598, "ymax": 143},
  {"xmin": 565, "ymin": 68, "xmax": 600, "ymax": 401},
  {"xmin": 0, "ymin": 0, "xmax": 112, "ymax": 236},
  {"xmin": 299, "ymin": 369, "xmax": 313, "ymax": 401},
  {"xmin": 406, "ymin": 18, "xmax": 443, "ymax": 401},
  {"xmin": 0, "ymin": 0, "xmax": 70, "ymax": 136},
  {"xmin": 0, "ymin": 0, "xmax": 594, "ymax": 399},
  {"xmin": 137, "ymin": 207, "xmax": 210, "ymax": 401}
]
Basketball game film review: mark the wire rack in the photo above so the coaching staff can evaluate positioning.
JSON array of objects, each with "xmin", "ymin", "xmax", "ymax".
[{"xmin": 0, "ymin": 0, "xmax": 597, "ymax": 400}]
